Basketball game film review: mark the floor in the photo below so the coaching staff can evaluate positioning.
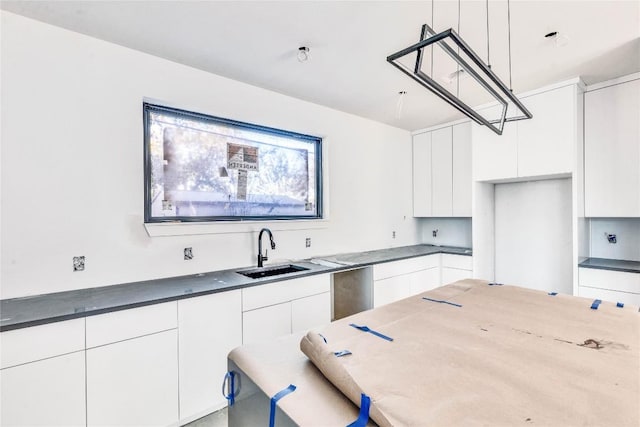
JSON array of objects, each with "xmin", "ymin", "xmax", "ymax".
[{"xmin": 186, "ymin": 408, "xmax": 228, "ymax": 427}]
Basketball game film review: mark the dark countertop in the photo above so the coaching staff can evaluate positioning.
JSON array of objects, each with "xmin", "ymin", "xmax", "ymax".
[
  {"xmin": 579, "ymin": 257, "xmax": 640, "ymax": 274},
  {"xmin": 0, "ymin": 244, "xmax": 471, "ymax": 332}
]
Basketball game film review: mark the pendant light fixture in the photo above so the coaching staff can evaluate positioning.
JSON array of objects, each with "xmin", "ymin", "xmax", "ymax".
[{"xmin": 387, "ymin": 0, "xmax": 532, "ymax": 135}]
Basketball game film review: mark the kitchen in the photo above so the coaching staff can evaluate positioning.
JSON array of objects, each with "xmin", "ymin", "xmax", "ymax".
[{"xmin": 1, "ymin": 1, "xmax": 639, "ymax": 426}]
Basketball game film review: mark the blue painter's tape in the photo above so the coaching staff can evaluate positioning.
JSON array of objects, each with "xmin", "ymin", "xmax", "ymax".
[
  {"xmin": 488, "ymin": 282, "xmax": 503, "ymax": 286},
  {"xmin": 616, "ymin": 302, "xmax": 624, "ymax": 308},
  {"xmin": 548, "ymin": 292, "xmax": 558, "ymax": 296},
  {"xmin": 347, "ymin": 393, "xmax": 371, "ymax": 427},
  {"xmin": 422, "ymin": 297, "xmax": 462, "ymax": 307},
  {"xmin": 334, "ymin": 350, "xmax": 352, "ymax": 357},
  {"xmin": 590, "ymin": 299, "xmax": 602, "ymax": 310},
  {"xmin": 269, "ymin": 384, "xmax": 296, "ymax": 427},
  {"xmin": 349, "ymin": 323, "xmax": 393, "ymax": 341},
  {"xmin": 319, "ymin": 333, "xmax": 328, "ymax": 344},
  {"xmin": 222, "ymin": 371, "xmax": 236, "ymax": 406}
]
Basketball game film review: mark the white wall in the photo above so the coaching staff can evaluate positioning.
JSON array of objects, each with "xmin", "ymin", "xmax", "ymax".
[
  {"xmin": 0, "ymin": 12, "xmax": 419, "ymax": 299},
  {"xmin": 419, "ymin": 218, "xmax": 472, "ymax": 248},
  {"xmin": 589, "ymin": 218, "xmax": 640, "ymax": 261},
  {"xmin": 494, "ymin": 179, "xmax": 573, "ymax": 294}
]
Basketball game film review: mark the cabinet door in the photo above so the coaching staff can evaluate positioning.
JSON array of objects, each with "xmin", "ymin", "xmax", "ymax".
[
  {"xmin": 452, "ymin": 122, "xmax": 472, "ymax": 216},
  {"xmin": 441, "ymin": 267, "xmax": 472, "ymax": 285},
  {"xmin": 472, "ymin": 105, "xmax": 518, "ymax": 181},
  {"xmin": 517, "ymin": 85, "xmax": 575, "ymax": 177},
  {"xmin": 86, "ymin": 330, "xmax": 179, "ymax": 427},
  {"xmin": 373, "ymin": 275, "xmax": 414, "ymax": 308},
  {"xmin": 1, "ymin": 351, "xmax": 86, "ymax": 427},
  {"xmin": 291, "ymin": 292, "xmax": 331, "ymax": 334},
  {"xmin": 242, "ymin": 302, "xmax": 291, "ymax": 345},
  {"xmin": 409, "ymin": 267, "xmax": 441, "ymax": 294},
  {"xmin": 431, "ymin": 127, "xmax": 453, "ymax": 216},
  {"xmin": 413, "ymin": 132, "xmax": 432, "ymax": 216},
  {"xmin": 178, "ymin": 290, "xmax": 242, "ymax": 422},
  {"xmin": 585, "ymin": 79, "xmax": 640, "ymax": 217}
]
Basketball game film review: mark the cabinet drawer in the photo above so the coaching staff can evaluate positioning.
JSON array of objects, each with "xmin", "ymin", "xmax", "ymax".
[
  {"xmin": 441, "ymin": 254, "xmax": 473, "ymax": 270},
  {"xmin": 242, "ymin": 303, "xmax": 291, "ymax": 345},
  {"xmin": 86, "ymin": 301, "xmax": 177, "ymax": 348},
  {"xmin": 578, "ymin": 286, "xmax": 640, "ymax": 306},
  {"xmin": 242, "ymin": 274, "xmax": 330, "ymax": 312},
  {"xmin": 0, "ymin": 318, "xmax": 85, "ymax": 369},
  {"xmin": 578, "ymin": 268, "xmax": 640, "ymax": 294},
  {"xmin": 373, "ymin": 255, "xmax": 440, "ymax": 281}
]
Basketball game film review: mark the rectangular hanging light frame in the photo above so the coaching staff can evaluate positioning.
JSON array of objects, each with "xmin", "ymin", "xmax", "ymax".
[{"xmin": 387, "ymin": 24, "xmax": 533, "ymax": 135}]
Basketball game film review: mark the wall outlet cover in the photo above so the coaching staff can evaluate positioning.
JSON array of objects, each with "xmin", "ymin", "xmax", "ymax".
[{"xmin": 73, "ymin": 256, "xmax": 85, "ymax": 272}]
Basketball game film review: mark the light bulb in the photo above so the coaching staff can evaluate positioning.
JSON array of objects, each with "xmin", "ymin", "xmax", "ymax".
[{"xmin": 297, "ymin": 46, "xmax": 310, "ymax": 62}]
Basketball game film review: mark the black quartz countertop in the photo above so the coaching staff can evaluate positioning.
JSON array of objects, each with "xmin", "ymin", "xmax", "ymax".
[
  {"xmin": 0, "ymin": 244, "xmax": 471, "ymax": 331},
  {"xmin": 579, "ymin": 257, "xmax": 640, "ymax": 274}
]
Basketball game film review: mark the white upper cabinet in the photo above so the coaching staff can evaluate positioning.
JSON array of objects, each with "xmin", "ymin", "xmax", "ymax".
[
  {"xmin": 472, "ymin": 83, "xmax": 580, "ymax": 182},
  {"xmin": 413, "ymin": 132, "xmax": 432, "ymax": 216},
  {"xmin": 518, "ymin": 85, "xmax": 576, "ymax": 177},
  {"xmin": 472, "ymin": 104, "xmax": 518, "ymax": 181},
  {"xmin": 413, "ymin": 122, "xmax": 471, "ymax": 217},
  {"xmin": 584, "ymin": 78, "xmax": 640, "ymax": 217},
  {"xmin": 431, "ymin": 127, "xmax": 453, "ymax": 216},
  {"xmin": 452, "ymin": 122, "xmax": 472, "ymax": 216}
]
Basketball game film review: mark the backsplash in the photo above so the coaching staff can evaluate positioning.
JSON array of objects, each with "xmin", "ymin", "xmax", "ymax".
[
  {"xmin": 590, "ymin": 218, "xmax": 640, "ymax": 261},
  {"xmin": 420, "ymin": 218, "xmax": 472, "ymax": 248}
]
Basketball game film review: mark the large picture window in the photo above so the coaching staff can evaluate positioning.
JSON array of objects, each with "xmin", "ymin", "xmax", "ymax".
[{"xmin": 143, "ymin": 103, "xmax": 322, "ymax": 222}]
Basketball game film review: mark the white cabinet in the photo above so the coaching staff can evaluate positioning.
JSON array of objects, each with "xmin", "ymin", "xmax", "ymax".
[
  {"xmin": 1, "ymin": 351, "xmax": 86, "ymax": 427},
  {"xmin": 0, "ymin": 318, "xmax": 86, "ymax": 427},
  {"xmin": 86, "ymin": 303, "xmax": 179, "ymax": 427},
  {"xmin": 517, "ymin": 85, "xmax": 575, "ymax": 177},
  {"xmin": 373, "ymin": 255, "xmax": 440, "ymax": 307},
  {"xmin": 441, "ymin": 254, "xmax": 473, "ymax": 285},
  {"xmin": 413, "ymin": 123, "xmax": 472, "ymax": 217},
  {"xmin": 584, "ymin": 78, "xmax": 640, "ymax": 217},
  {"xmin": 431, "ymin": 127, "xmax": 453, "ymax": 216},
  {"xmin": 578, "ymin": 267, "xmax": 640, "ymax": 306},
  {"xmin": 242, "ymin": 274, "xmax": 331, "ymax": 345},
  {"xmin": 413, "ymin": 132, "xmax": 432, "ymax": 217},
  {"xmin": 178, "ymin": 290, "xmax": 242, "ymax": 423},
  {"xmin": 452, "ymin": 122, "xmax": 472, "ymax": 216},
  {"xmin": 472, "ymin": 104, "xmax": 518, "ymax": 181},
  {"xmin": 473, "ymin": 84, "xmax": 579, "ymax": 181}
]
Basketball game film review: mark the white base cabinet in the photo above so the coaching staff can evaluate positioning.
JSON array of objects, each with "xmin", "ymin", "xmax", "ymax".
[
  {"xmin": 242, "ymin": 274, "xmax": 331, "ymax": 345},
  {"xmin": 1, "ymin": 352, "xmax": 86, "ymax": 427},
  {"xmin": 578, "ymin": 267, "xmax": 640, "ymax": 306},
  {"xmin": 178, "ymin": 290, "xmax": 242, "ymax": 424},
  {"xmin": 87, "ymin": 330, "xmax": 179, "ymax": 427},
  {"xmin": 373, "ymin": 255, "xmax": 441, "ymax": 307}
]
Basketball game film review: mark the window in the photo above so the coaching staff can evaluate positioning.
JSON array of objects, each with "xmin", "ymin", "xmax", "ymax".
[{"xmin": 143, "ymin": 103, "xmax": 322, "ymax": 222}]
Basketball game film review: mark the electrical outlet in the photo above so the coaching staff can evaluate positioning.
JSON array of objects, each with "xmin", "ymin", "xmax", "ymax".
[
  {"xmin": 73, "ymin": 256, "xmax": 85, "ymax": 272},
  {"xmin": 184, "ymin": 247, "xmax": 194, "ymax": 260},
  {"xmin": 432, "ymin": 229, "xmax": 439, "ymax": 238},
  {"xmin": 392, "ymin": 231, "xmax": 396, "ymax": 239},
  {"xmin": 606, "ymin": 233, "xmax": 617, "ymax": 244},
  {"xmin": 305, "ymin": 238, "xmax": 311, "ymax": 248}
]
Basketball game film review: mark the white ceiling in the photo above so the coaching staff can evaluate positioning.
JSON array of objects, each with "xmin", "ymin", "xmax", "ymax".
[{"xmin": 2, "ymin": 1, "xmax": 639, "ymax": 131}]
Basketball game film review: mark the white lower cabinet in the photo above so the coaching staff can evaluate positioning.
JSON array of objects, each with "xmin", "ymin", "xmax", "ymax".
[
  {"xmin": 578, "ymin": 267, "xmax": 640, "ymax": 306},
  {"xmin": 0, "ymin": 351, "xmax": 86, "ymax": 427},
  {"xmin": 178, "ymin": 290, "xmax": 242, "ymax": 424},
  {"xmin": 441, "ymin": 254, "xmax": 473, "ymax": 285},
  {"xmin": 85, "ymin": 302, "xmax": 179, "ymax": 427},
  {"xmin": 242, "ymin": 274, "xmax": 331, "ymax": 345},
  {"xmin": 86, "ymin": 330, "xmax": 179, "ymax": 427},
  {"xmin": 373, "ymin": 255, "xmax": 440, "ymax": 307}
]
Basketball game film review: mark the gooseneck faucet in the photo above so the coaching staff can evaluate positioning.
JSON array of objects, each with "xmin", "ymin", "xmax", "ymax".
[{"xmin": 257, "ymin": 228, "xmax": 276, "ymax": 268}]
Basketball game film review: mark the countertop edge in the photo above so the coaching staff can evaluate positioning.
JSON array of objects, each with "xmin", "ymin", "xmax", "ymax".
[{"xmin": 1, "ymin": 245, "xmax": 472, "ymax": 332}]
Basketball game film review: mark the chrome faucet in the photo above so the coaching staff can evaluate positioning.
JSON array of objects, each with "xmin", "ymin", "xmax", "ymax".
[{"xmin": 257, "ymin": 228, "xmax": 276, "ymax": 268}]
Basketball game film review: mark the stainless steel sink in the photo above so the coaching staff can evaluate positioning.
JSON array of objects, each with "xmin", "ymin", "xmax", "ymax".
[{"xmin": 237, "ymin": 264, "xmax": 309, "ymax": 279}]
